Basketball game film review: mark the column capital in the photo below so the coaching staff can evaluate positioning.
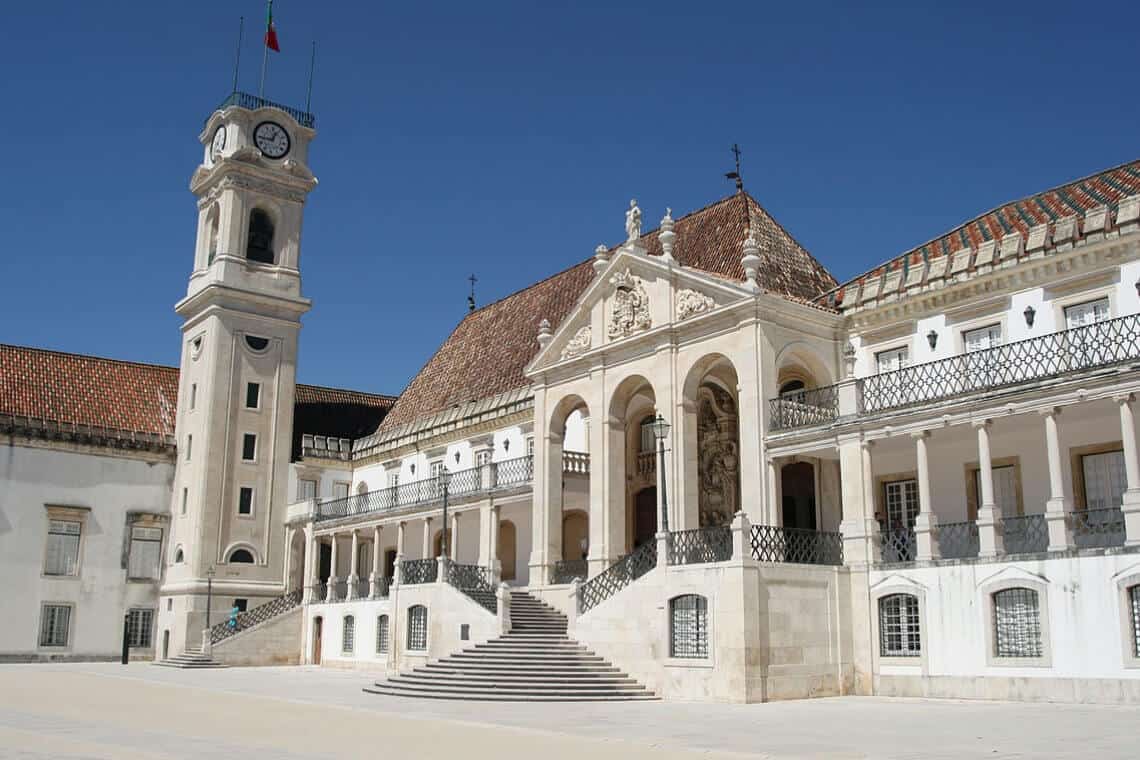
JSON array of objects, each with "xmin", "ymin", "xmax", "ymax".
[
  {"xmin": 1038, "ymin": 406, "xmax": 1062, "ymax": 418},
  {"xmin": 910, "ymin": 429, "xmax": 931, "ymax": 441},
  {"xmin": 1114, "ymin": 392, "xmax": 1135, "ymax": 405},
  {"xmin": 971, "ymin": 418, "xmax": 992, "ymax": 430}
]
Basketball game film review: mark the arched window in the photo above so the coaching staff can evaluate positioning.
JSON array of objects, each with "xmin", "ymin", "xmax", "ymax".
[
  {"xmin": 1129, "ymin": 585, "xmax": 1140, "ymax": 658},
  {"xmin": 878, "ymin": 594, "xmax": 921, "ymax": 657},
  {"xmin": 356, "ymin": 482, "xmax": 369, "ymax": 496},
  {"xmin": 376, "ymin": 614, "xmax": 389, "ymax": 653},
  {"xmin": 992, "ymin": 587, "xmax": 1042, "ymax": 658},
  {"xmin": 228, "ymin": 548, "xmax": 255, "ymax": 564},
  {"xmin": 407, "ymin": 605, "xmax": 428, "ymax": 651},
  {"xmin": 342, "ymin": 615, "xmax": 355, "ymax": 654},
  {"xmin": 246, "ymin": 209, "xmax": 275, "ymax": 264},
  {"xmin": 173, "ymin": 547, "xmax": 184, "ymax": 564},
  {"xmin": 669, "ymin": 594, "xmax": 708, "ymax": 659}
]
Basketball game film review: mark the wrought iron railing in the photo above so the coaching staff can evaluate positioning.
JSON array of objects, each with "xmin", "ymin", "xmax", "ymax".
[
  {"xmin": 577, "ymin": 541, "xmax": 658, "ymax": 615},
  {"xmin": 937, "ymin": 520, "xmax": 979, "ymax": 559},
  {"xmin": 1001, "ymin": 514, "xmax": 1049, "ymax": 554},
  {"xmin": 442, "ymin": 559, "xmax": 497, "ymax": 613},
  {"xmin": 750, "ymin": 525, "xmax": 844, "ymax": 565},
  {"xmin": 400, "ymin": 558, "xmax": 438, "ymax": 585},
  {"xmin": 550, "ymin": 559, "xmax": 588, "ymax": 584},
  {"xmin": 879, "ymin": 528, "xmax": 916, "ymax": 563},
  {"xmin": 307, "ymin": 582, "xmax": 327, "ymax": 603},
  {"xmin": 1070, "ymin": 507, "xmax": 1126, "ymax": 549},
  {"xmin": 214, "ymin": 90, "xmax": 316, "ymax": 128},
  {"xmin": 563, "ymin": 451, "xmax": 590, "ymax": 475},
  {"xmin": 373, "ymin": 576, "xmax": 391, "ymax": 599},
  {"xmin": 351, "ymin": 579, "xmax": 371, "ymax": 600},
  {"xmin": 769, "ymin": 385, "xmax": 841, "ymax": 431},
  {"xmin": 668, "ymin": 526, "xmax": 733, "ymax": 565},
  {"xmin": 209, "ymin": 590, "xmax": 303, "ymax": 644},
  {"xmin": 316, "ymin": 455, "xmax": 534, "ymax": 522},
  {"xmin": 862, "ymin": 314, "xmax": 1140, "ymax": 414},
  {"xmin": 328, "ymin": 580, "xmax": 348, "ymax": 602}
]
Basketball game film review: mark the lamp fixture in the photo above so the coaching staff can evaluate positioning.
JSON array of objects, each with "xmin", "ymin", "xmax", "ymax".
[
  {"xmin": 650, "ymin": 413, "xmax": 671, "ymax": 442},
  {"xmin": 1023, "ymin": 305, "xmax": 1036, "ymax": 328},
  {"xmin": 437, "ymin": 468, "xmax": 453, "ymax": 488},
  {"xmin": 927, "ymin": 330, "xmax": 938, "ymax": 350}
]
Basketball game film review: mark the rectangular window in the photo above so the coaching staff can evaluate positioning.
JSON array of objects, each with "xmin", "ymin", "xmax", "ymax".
[
  {"xmin": 238, "ymin": 487, "xmax": 253, "ymax": 515},
  {"xmin": 1082, "ymin": 450, "xmax": 1126, "ymax": 510},
  {"xmin": 526, "ymin": 437, "xmax": 535, "ymax": 457},
  {"xmin": 475, "ymin": 450, "xmax": 492, "ymax": 467},
  {"xmin": 669, "ymin": 595, "xmax": 709, "ymax": 658},
  {"xmin": 44, "ymin": 520, "xmax": 82, "ymax": 576},
  {"xmin": 245, "ymin": 382, "xmax": 261, "ymax": 409},
  {"xmin": 376, "ymin": 615, "xmax": 389, "ymax": 653},
  {"xmin": 407, "ymin": 606, "xmax": 428, "ymax": 650},
  {"xmin": 180, "ymin": 488, "xmax": 188, "ymax": 515},
  {"xmin": 1064, "ymin": 297, "xmax": 1110, "ymax": 329},
  {"xmin": 332, "ymin": 482, "xmax": 349, "ymax": 500},
  {"xmin": 875, "ymin": 346, "xmax": 909, "ymax": 374},
  {"xmin": 127, "ymin": 608, "xmax": 155, "ymax": 648},
  {"xmin": 993, "ymin": 587, "xmax": 1043, "ymax": 658},
  {"xmin": 879, "ymin": 594, "xmax": 921, "ymax": 657},
  {"xmin": 189, "ymin": 383, "xmax": 197, "ymax": 410},
  {"xmin": 39, "ymin": 604, "xmax": 71, "ymax": 647},
  {"xmin": 297, "ymin": 479, "xmax": 317, "ymax": 501},
  {"xmin": 974, "ymin": 465, "xmax": 1019, "ymax": 517},
  {"xmin": 342, "ymin": 615, "xmax": 355, "ymax": 654},
  {"xmin": 883, "ymin": 479, "xmax": 919, "ymax": 531},
  {"xmin": 242, "ymin": 433, "xmax": 257, "ymax": 462},
  {"xmin": 387, "ymin": 472, "xmax": 400, "ymax": 489},
  {"xmin": 429, "ymin": 461, "xmax": 444, "ymax": 479},
  {"xmin": 185, "ymin": 434, "xmax": 192, "ymax": 461},
  {"xmin": 128, "ymin": 526, "xmax": 163, "ymax": 580},
  {"xmin": 963, "ymin": 324, "xmax": 1002, "ymax": 352}
]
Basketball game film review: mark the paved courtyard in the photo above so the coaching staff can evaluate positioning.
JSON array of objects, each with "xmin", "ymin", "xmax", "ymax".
[{"xmin": 0, "ymin": 663, "xmax": 1136, "ymax": 759}]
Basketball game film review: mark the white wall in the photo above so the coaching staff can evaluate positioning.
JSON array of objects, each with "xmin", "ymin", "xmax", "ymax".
[{"xmin": 0, "ymin": 441, "xmax": 173, "ymax": 660}]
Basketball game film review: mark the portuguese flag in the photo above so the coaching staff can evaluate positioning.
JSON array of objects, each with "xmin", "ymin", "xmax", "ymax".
[{"xmin": 264, "ymin": 0, "xmax": 280, "ymax": 52}]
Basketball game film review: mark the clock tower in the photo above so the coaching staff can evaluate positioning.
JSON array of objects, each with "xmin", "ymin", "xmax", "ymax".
[{"xmin": 159, "ymin": 94, "xmax": 317, "ymax": 656}]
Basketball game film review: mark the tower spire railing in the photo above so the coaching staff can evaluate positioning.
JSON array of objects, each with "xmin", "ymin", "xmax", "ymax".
[{"xmin": 212, "ymin": 90, "xmax": 315, "ymax": 129}]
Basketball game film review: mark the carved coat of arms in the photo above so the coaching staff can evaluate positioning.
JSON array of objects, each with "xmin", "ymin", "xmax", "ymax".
[
  {"xmin": 560, "ymin": 326, "xmax": 592, "ymax": 360},
  {"xmin": 607, "ymin": 269, "xmax": 651, "ymax": 339}
]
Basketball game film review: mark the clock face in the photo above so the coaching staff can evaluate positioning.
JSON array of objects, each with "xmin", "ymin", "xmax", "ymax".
[
  {"xmin": 210, "ymin": 125, "xmax": 226, "ymax": 160},
  {"xmin": 253, "ymin": 121, "xmax": 290, "ymax": 159}
]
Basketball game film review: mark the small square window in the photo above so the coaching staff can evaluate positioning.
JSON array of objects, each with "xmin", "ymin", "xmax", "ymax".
[
  {"xmin": 245, "ymin": 382, "xmax": 261, "ymax": 409},
  {"xmin": 238, "ymin": 487, "xmax": 254, "ymax": 515},
  {"xmin": 39, "ymin": 604, "xmax": 71, "ymax": 647},
  {"xmin": 242, "ymin": 434, "xmax": 257, "ymax": 462}
]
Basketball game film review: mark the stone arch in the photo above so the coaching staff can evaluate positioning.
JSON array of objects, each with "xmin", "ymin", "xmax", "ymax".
[
  {"xmin": 225, "ymin": 543, "xmax": 259, "ymax": 564},
  {"xmin": 681, "ymin": 354, "xmax": 742, "ymax": 529},
  {"xmin": 773, "ymin": 341, "xmax": 835, "ymax": 394},
  {"xmin": 246, "ymin": 206, "xmax": 276, "ymax": 264},
  {"xmin": 606, "ymin": 375, "xmax": 659, "ymax": 554},
  {"xmin": 561, "ymin": 509, "xmax": 589, "ymax": 561}
]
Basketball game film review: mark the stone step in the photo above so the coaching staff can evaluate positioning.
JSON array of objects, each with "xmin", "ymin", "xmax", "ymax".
[
  {"xmin": 390, "ymin": 675, "xmax": 641, "ymax": 690},
  {"xmin": 363, "ymin": 685, "xmax": 658, "ymax": 702},
  {"xmin": 405, "ymin": 671, "xmax": 638, "ymax": 686},
  {"xmin": 367, "ymin": 682, "xmax": 656, "ymax": 700},
  {"xmin": 418, "ymin": 664, "xmax": 623, "ymax": 676}
]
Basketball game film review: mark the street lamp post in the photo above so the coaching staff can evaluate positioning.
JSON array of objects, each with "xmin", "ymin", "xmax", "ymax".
[
  {"xmin": 438, "ymin": 469, "xmax": 453, "ymax": 559},
  {"xmin": 204, "ymin": 566, "xmax": 215, "ymax": 637},
  {"xmin": 650, "ymin": 414, "xmax": 672, "ymax": 534}
]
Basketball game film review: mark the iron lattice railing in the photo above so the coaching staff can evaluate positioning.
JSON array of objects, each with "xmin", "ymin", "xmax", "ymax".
[
  {"xmin": 442, "ymin": 559, "xmax": 497, "ymax": 614},
  {"xmin": 400, "ymin": 558, "xmax": 438, "ymax": 585},
  {"xmin": 862, "ymin": 313, "xmax": 1140, "ymax": 414},
  {"xmin": 209, "ymin": 589, "xmax": 302, "ymax": 644},
  {"xmin": 769, "ymin": 385, "xmax": 841, "ymax": 431},
  {"xmin": 351, "ymin": 579, "xmax": 371, "ymax": 600},
  {"xmin": 577, "ymin": 541, "xmax": 657, "ymax": 615},
  {"xmin": 373, "ymin": 576, "xmax": 391, "ymax": 599},
  {"xmin": 937, "ymin": 520, "xmax": 980, "ymax": 559},
  {"xmin": 1001, "ymin": 514, "xmax": 1049, "ymax": 554},
  {"xmin": 215, "ymin": 90, "xmax": 316, "ymax": 128},
  {"xmin": 307, "ymin": 582, "xmax": 327, "ymax": 603},
  {"xmin": 879, "ymin": 528, "xmax": 916, "ymax": 563},
  {"xmin": 668, "ymin": 526, "xmax": 733, "ymax": 565},
  {"xmin": 550, "ymin": 559, "xmax": 588, "ymax": 585},
  {"xmin": 1070, "ymin": 507, "xmax": 1126, "ymax": 549},
  {"xmin": 316, "ymin": 455, "xmax": 534, "ymax": 522},
  {"xmin": 750, "ymin": 525, "xmax": 844, "ymax": 565},
  {"xmin": 328, "ymin": 580, "xmax": 347, "ymax": 602}
]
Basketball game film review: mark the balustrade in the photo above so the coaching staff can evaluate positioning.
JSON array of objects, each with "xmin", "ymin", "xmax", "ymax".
[
  {"xmin": 668, "ymin": 526, "xmax": 733, "ymax": 565},
  {"xmin": 636, "ymin": 451, "xmax": 656, "ymax": 478},
  {"xmin": 400, "ymin": 558, "xmax": 438, "ymax": 585},
  {"xmin": 577, "ymin": 542, "xmax": 657, "ymax": 614},
  {"xmin": 550, "ymin": 559, "xmax": 588, "ymax": 584},
  {"xmin": 1001, "ymin": 514, "xmax": 1049, "ymax": 554},
  {"xmin": 1070, "ymin": 507, "xmax": 1126, "ymax": 549},
  {"xmin": 936, "ymin": 520, "xmax": 980, "ymax": 559},
  {"xmin": 750, "ymin": 525, "xmax": 843, "ymax": 566}
]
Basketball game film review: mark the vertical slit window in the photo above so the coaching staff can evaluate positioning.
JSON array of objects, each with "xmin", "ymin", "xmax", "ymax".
[{"xmin": 342, "ymin": 615, "xmax": 355, "ymax": 654}]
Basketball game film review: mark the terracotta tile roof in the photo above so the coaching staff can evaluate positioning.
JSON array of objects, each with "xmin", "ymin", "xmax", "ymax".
[
  {"xmin": 379, "ymin": 191, "xmax": 838, "ymax": 431},
  {"xmin": 0, "ymin": 343, "xmax": 394, "ymax": 452},
  {"xmin": 823, "ymin": 159, "xmax": 1140, "ymax": 309}
]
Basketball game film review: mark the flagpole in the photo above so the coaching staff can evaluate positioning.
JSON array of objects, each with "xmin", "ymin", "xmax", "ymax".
[
  {"xmin": 305, "ymin": 41, "xmax": 316, "ymax": 113},
  {"xmin": 231, "ymin": 16, "xmax": 244, "ymax": 93},
  {"xmin": 258, "ymin": 0, "xmax": 273, "ymax": 100}
]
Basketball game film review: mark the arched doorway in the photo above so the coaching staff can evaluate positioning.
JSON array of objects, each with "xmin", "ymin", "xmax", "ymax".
[
  {"xmin": 633, "ymin": 488, "xmax": 657, "ymax": 548},
  {"xmin": 781, "ymin": 461, "xmax": 817, "ymax": 530},
  {"xmin": 318, "ymin": 542, "xmax": 332, "ymax": 582},
  {"xmin": 498, "ymin": 520, "xmax": 517, "ymax": 581},
  {"xmin": 562, "ymin": 510, "xmax": 589, "ymax": 561}
]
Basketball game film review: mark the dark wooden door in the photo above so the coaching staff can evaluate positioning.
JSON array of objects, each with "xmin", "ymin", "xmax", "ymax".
[
  {"xmin": 313, "ymin": 617, "xmax": 323, "ymax": 665},
  {"xmin": 634, "ymin": 487, "xmax": 657, "ymax": 548}
]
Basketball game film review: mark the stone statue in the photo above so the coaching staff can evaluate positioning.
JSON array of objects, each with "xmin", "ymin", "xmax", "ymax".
[{"xmin": 625, "ymin": 199, "xmax": 642, "ymax": 243}]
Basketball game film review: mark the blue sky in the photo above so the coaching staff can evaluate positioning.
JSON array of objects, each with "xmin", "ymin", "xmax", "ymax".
[{"xmin": 1, "ymin": 1, "xmax": 1137, "ymax": 395}]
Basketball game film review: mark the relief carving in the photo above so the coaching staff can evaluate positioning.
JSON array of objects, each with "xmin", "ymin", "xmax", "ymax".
[
  {"xmin": 560, "ymin": 325, "xmax": 592, "ymax": 360},
  {"xmin": 698, "ymin": 383, "xmax": 740, "ymax": 527},
  {"xmin": 607, "ymin": 269, "xmax": 652, "ymax": 339},
  {"xmin": 676, "ymin": 289, "xmax": 715, "ymax": 321}
]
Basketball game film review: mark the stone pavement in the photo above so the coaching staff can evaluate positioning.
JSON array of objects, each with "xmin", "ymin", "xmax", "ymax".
[{"xmin": 0, "ymin": 663, "xmax": 1137, "ymax": 759}]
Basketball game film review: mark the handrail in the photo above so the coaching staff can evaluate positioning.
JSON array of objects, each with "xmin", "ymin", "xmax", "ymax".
[
  {"xmin": 577, "ymin": 541, "xmax": 657, "ymax": 615},
  {"xmin": 208, "ymin": 589, "xmax": 303, "ymax": 644},
  {"xmin": 213, "ymin": 90, "xmax": 316, "ymax": 128}
]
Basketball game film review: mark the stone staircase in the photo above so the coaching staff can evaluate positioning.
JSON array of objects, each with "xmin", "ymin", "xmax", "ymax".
[
  {"xmin": 155, "ymin": 647, "xmax": 224, "ymax": 669},
  {"xmin": 364, "ymin": 591, "xmax": 656, "ymax": 702}
]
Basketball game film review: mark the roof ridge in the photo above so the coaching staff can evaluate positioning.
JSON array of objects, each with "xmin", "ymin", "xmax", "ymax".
[
  {"xmin": 823, "ymin": 156, "xmax": 1140, "ymax": 300},
  {"xmin": 0, "ymin": 342, "xmax": 179, "ymax": 374}
]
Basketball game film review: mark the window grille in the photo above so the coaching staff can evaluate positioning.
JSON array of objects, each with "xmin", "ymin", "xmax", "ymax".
[
  {"xmin": 993, "ymin": 588, "xmax": 1043, "ymax": 658},
  {"xmin": 44, "ymin": 520, "xmax": 81, "ymax": 576},
  {"xmin": 128, "ymin": 526, "xmax": 163, "ymax": 579},
  {"xmin": 342, "ymin": 615, "xmax": 355, "ymax": 654},
  {"xmin": 878, "ymin": 594, "xmax": 921, "ymax": 657},
  {"xmin": 376, "ymin": 615, "xmax": 389, "ymax": 653},
  {"xmin": 39, "ymin": 604, "xmax": 71, "ymax": 647},
  {"xmin": 407, "ymin": 605, "xmax": 428, "ymax": 650},
  {"xmin": 669, "ymin": 595, "xmax": 708, "ymax": 659},
  {"xmin": 1082, "ymin": 451, "xmax": 1126, "ymax": 510},
  {"xmin": 1130, "ymin": 586, "xmax": 1140, "ymax": 659},
  {"xmin": 127, "ymin": 608, "xmax": 154, "ymax": 648}
]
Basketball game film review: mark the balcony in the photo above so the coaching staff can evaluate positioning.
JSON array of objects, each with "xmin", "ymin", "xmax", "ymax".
[
  {"xmin": 770, "ymin": 313, "xmax": 1140, "ymax": 432},
  {"xmin": 214, "ymin": 90, "xmax": 315, "ymax": 128}
]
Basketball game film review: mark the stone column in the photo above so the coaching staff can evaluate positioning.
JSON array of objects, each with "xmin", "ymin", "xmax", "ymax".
[
  {"xmin": 326, "ymin": 533, "xmax": 339, "ymax": 602},
  {"xmin": 592, "ymin": 416, "xmax": 626, "ymax": 576},
  {"xmin": 450, "ymin": 511, "xmax": 460, "ymax": 561},
  {"xmin": 838, "ymin": 437, "xmax": 881, "ymax": 565},
  {"xmin": 282, "ymin": 526, "xmax": 294, "ymax": 590},
  {"xmin": 530, "ymin": 426, "xmax": 564, "ymax": 587},
  {"xmin": 393, "ymin": 521, "xmax": 406, "ymax": 586},
  {"xmin": 370, "ymin": 525, "xmax": 382, "ymax": 598},
  {"xmin": 489, "ymin": 504, "xmax": 502, "ymax": 583},
  {"xmin": 304, "ymin": 529, "xmax": 318, "ymax": 603},
  {"xmin": 422, "ymin": 517, "xmax": 433, "ymax": 558},
  {"xmin": 1117, "ymin": 395, "xmax": 1140, "ymax": 546},
  {"xmin": 912, "ymin": 431, "xmax": 939, "ymax": 560},
  {"xmin": 347, "ymin": 529, "xmax": 360, "ymax": 599},
  {"xmin": 765, "ymin": 458, "xmax": 780, "ymax": 526},
  {"xmin": 479, "ymin": 501, "xmax": 502, "ymax": 581},
  {"xmin": 974, "ymin": 420, "xmax": 1004, "ymax": 557},
  {"xmin": 1042, "ymin": 408, "xmax": 1073, "ymax": 551}
]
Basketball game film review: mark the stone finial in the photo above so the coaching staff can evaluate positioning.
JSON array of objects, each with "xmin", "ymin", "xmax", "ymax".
[
  {"xmin": 593, "ymin": 243, "xmax": 611, "ymax": 275},
  {"xmin": 741, "ymin": 226, "xmax": 762, "ymax": 293},
  {"xmin": 843, "ymin": 342, "xmax": 857, "ymax": 378},
  {"xmin": 536, "ymin": 318, "xmax": 553, "ymax": 349},
  {"xmin": 659, "ymin": 207, "xmax": 677, "ymax": 264}
]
